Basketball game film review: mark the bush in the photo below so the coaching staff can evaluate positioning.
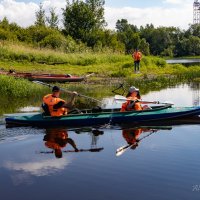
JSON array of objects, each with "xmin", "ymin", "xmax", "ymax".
[
  {"xmin": 0, "ymin": 28, "xmax": 17, "ymax": 41},
  {"xmin": 122, "ymin": 62, "xmax": 133, "ymax": 69},
  {"xmin": 39, "ymin": 33, "xmax": 66, "ymax": 49}
]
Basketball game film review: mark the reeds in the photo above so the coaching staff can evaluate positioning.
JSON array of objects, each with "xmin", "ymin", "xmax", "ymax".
[{"xmin": 0, "ymin": 75, "xmax": 45, "ymax": 98}]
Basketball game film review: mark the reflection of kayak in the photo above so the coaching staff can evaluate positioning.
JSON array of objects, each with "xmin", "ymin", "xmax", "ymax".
[
  {"xmin": 5, "ymin": 105, "xmax": 200, "ymax": 127},
  {"xmin": 136, "ymin": 116, "xmax": 200, "ymax": 127},
  {"xmin": 0, "ymin": 71, "xmax": 84, "ymax": 82}
]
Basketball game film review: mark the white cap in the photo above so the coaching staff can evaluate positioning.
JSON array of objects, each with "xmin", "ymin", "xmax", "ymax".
[{"xmin": 129, "ymin": 86, "xmax": 139, "ymax": 93}]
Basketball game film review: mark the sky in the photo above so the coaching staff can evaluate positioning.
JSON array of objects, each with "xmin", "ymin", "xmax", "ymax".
[{"xmin": 0, "ymin": 0, "xmax": 195, "ymax": 30}]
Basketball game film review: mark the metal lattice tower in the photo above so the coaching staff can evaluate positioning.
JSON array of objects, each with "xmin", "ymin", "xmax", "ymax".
[{"xmin": 194, "ymin": 0, "xmax": 200, "ymax": 24}]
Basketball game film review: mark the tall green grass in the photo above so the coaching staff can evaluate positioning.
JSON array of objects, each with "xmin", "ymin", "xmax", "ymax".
[
  {"xmin": 0, "ymin": 42, "xmax": 127, "ymax": 66},
  {"xmin": 0, "ymin": 75, "xmax": 46, "ymax": 98},
  {"xmin": 1, "ymin": 41, "xmax": 200, "ymax": 82}
]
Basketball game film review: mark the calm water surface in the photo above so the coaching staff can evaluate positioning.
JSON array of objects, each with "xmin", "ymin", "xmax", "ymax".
[
  {"xmin": 1, "ymin": 83, "xmax": 200, "ymax": 200},
  {"xmin": 166, "ymin": 58, "xmax": 200, "ymax": 65}
]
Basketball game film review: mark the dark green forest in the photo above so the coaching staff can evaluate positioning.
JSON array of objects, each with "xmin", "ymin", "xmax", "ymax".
[{"xmin": 0, "ymin": 0, "xmax": 200, "ymax": 57}]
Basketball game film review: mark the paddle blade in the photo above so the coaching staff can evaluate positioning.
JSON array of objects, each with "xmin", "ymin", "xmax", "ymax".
[
  {"xmin": 163, "ymin": 101, "xmax": 174, "ymax": 105},
  {"xmin": 114, "ymin": 95, "xmax": 127, "ymax": 101},
  {"xmin": 116, "ymin": 144, "xmax": 131, "ymax": 157}
]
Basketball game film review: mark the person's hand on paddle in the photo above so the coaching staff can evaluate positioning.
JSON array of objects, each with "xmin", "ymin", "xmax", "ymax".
[
  {"xmin": 75, "ymin": 148, "xmax": 79, "ymax": 152},
  {"xmin": 72, "ymin": 91, "xmax": 78, "ymax": 96}
]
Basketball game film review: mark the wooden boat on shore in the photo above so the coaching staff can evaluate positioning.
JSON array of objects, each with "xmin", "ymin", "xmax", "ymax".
[
  {"xmin": 0, "ymin": 70, "xmax": 84, "ymax": 82},
  {"xmin": 5, "ymin": 105, "xmax": 200, "ymax": 128}
]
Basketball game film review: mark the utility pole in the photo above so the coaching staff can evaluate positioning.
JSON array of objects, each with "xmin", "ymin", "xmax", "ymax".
[{"xmin": 193, "ymin": 0, "xmax": 200, "ymax": 24}]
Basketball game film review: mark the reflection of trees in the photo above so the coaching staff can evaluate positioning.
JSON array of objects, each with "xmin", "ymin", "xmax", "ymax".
[{"xmin": 190, "ymin": 82, "xmax": 200, "ymax": 106}]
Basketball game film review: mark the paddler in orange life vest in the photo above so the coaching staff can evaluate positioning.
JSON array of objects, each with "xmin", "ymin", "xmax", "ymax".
[
  {"xmin": 132, "ymin": 48, "xmax": 142, "ymax": 73},
  {"xmin": 43, "ymin": 128, "xmax": 79, "ymax": 158},
  {"xmin": 120, "ymin": 86, "xmax": 150, "ymax": 112},
  {"xmin": 42, "ymin": 86, "xmax": 78, "ymax": 117}
]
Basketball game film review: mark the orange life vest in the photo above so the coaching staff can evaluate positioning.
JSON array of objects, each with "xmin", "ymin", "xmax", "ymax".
[
  {"xmin": 43, "ymin": 94, "xmax": 67, "ymax": 117},
  {"xmin": 45, "ymin": 141, "xmax": 62, "ymax": 150},
  {"xmin": 120, "ymin": 96, "xmax": 142, "ymax": 112},
  {"xmin": 45, "ymin": 129, "xmax": 68, "ymax": 150},
  {"xmin": 123, "ymin": 129, "xmax": 142, "ymax": 144},
  {"xmin": 133, "ymin": 51, "xmax": 142, "ymax": 61}
]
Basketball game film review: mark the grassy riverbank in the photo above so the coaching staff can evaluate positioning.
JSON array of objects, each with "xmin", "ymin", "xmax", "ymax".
[
  {"xmin": 0, "ymin": 41, "xmax": 171, "ymax": 78},
  {"xmin": 1, "ymin": 42, "xmax": 200, "ymax": 97},
  {"xmin": 1, "ymin": 42, "xmax": 200, "ymax": 80}
]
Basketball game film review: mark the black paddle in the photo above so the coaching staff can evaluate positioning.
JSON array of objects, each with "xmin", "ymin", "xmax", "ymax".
[
  {"xmin": 112, "ymin": 83, "xmax": 126, "ymax": 95},
  {"xmin": 37, "ymin": 147, "xmax": 104, "ymax": 154}
]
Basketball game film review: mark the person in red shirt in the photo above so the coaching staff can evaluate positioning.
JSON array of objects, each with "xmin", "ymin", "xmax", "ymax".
[{"xmin": 132, "ymin": 48, "xmax": 142, "ymax": 73}]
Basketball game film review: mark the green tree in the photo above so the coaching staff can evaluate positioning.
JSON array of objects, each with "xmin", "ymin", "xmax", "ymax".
[
  {"xmin": 0, "ymin": 17, "xmax": 10, "ymax": 30},
  {"xmin": 116, "ymin": 19, "xmax": 140, "ymax": 53},
  {"xmin": 0, "ymin": 18, "xmax": 18, "ymax": 41},
  {"xmin": 27, "ymin": 26, "xmax": 53, "ymax": 44},
  {"xmin": 185, "ymin": 24, "xmax": 200, "ymax": 38},
  {"xmin": 62, "ymin": 0, "xmax": 106, "ymax": 44},
  {"xmin": 35, "ymin": 3, "xmax": 46, "ymax": 27},
  {"xmin": 86, "ymin": 0, "xmax": 106, "ymax": 28},
  {"xmin": 46, "ymin": 7, "xmax": 59, "ymax": 29},
  {"xmin": 141, "ymin": 26, "xmax": 172, "ymax": 55},
  {"xmin": 116, "ymin": 19, "xmax": 138, "ymax": 33},
  {"xmin": 139, "ymin": 38, "xmax": 150, "ymax": 55},
  {"xmin": 98, "ymin": 30, "xmax": 125, "ymax": 52}
]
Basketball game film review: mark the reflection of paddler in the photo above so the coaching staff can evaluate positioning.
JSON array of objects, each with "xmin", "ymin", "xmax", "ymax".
[
  {"xmin": 122, "ymin": 128, "xmax": 156, "ymax": 150},
  {"xmin": 117, "ymin": 128, "xmax": 169, "ymax": 156},
  {"xmin": 44, "ymin": 129, "xmax": 78, "ymax": 158},
  {"xmin": 122, "ymin": 128, "xmax": 143, "ymax": 149}
]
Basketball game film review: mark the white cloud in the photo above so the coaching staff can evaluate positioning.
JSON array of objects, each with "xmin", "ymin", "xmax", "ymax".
[
  {"xmin": 163, "ymin": 0, "xmax": 192, "ymax": 5},
  {"xmin": 0, "ymin": 0, "xmax": 38, "ymax": 27},
  {"xmin": 3, "ymin": 158, "xmax": 71, "ymax": 176},
  {"xmin": 0, "ymin": 0, "xmax": 194, "ymax": 29},
  {"xmin": 0, "ymin": 0, "xmax": 66, "ymax": 27},
  {"xmin": 105, "ymin": 4, "xmax": 193, "ymax": 30}
]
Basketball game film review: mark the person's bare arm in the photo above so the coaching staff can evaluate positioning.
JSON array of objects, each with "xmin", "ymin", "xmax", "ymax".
[{"xmin": 66, "ymin": 138, "xmax": 79, "ymax": 151}]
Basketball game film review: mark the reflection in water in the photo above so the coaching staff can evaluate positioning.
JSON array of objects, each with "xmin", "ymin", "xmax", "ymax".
[
  {"xmin": 43, "ymin": 128, "xmax": 79, "ymax": 158},
  {"xmin": 0, "ymin": 127, "xmax": 105, "ymax": 186},
  {"xmin": 4, "ymin": 158, "xmax": 70, "ymax": 177},
  {"xmin": 2, "ymin": 123, "xmax": 200, "ymax": 200},
  {"xmin": 116, "ymin": 127, "xmax": 171, "ymax": 156},
  {"xmin": 41, "ymin": 128, "xmax": 104, "ymax": 158},
  {"xmin": 89, "ymin": 129, "xmax": 104, "ymax": 148},
  {"xmin": 190, "ymin": 82, "xmax": 200, "ymax": 106}
]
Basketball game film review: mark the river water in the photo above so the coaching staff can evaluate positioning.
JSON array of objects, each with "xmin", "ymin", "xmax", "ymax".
[
  {"xmin": 166, "ymin": 58, "xmax": 200, "ymax": 66},
  {"xmin": 1, "ymin": 83, "xmax": 200, "ymax": 200}
]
